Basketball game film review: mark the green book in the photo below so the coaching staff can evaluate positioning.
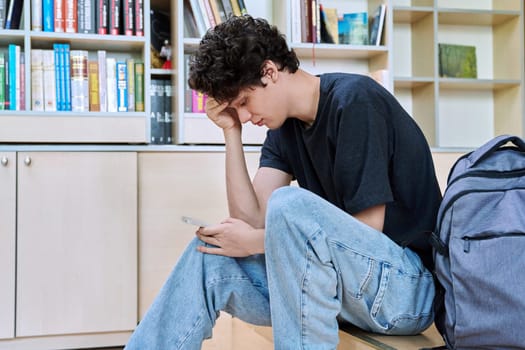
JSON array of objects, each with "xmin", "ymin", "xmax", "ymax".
[
  {"xmin": 134, "ymin": 62, "xmax": 144, "ymax": 112},
  {"xmin": 438, "ymin": 43, "xmax": 477, "ymax": 78}
]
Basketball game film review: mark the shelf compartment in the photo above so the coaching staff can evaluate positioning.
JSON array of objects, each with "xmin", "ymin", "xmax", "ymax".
[
  {"xmin": 29, "ymin": 32, "xmax": 147, "ymax": 52},
  {"xmin": 0, "ymin": 113, "xmax": 147, "ymax": 143},
  {"xmin": 437, "ymin": 9, "xmax": 520, "ymax": 26},
  {"xmin": 290, "ymin": 43, "xmax": 388, "ymax": 59},
  {"xmin": 393, "ymin": 7, "xmax": 434, "ymax": 23},
  {"xmin": 438, "ymin": 78, "xmax": 521, "ymax": 90},
  {"xmin": 394, "ymin": 76, "xmax": 434, "ymax": 88}
]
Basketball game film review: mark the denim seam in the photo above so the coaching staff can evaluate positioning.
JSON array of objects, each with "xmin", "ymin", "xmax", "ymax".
[
  {"xmin": 371, "ymin": 263, "xmax": 390, "ymax": 318},
  {"xmin": 206, "ymin": 275, "xmax": 253, "ymax": 288},
  {"xmin": 176, "ymin": 311, "xmax": 205, "ymax": 350},
  {"xmin": 301, "ymin": 238, "xmax": 314, "ymax": 348}
]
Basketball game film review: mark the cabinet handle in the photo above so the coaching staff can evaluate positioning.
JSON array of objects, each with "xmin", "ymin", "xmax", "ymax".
[
  {"xmin": 24, "ymin": 156, "xmax": 31, "ymax": 166},
  {"xmin": 1, "ymin": 156, "xmax": 7, "ymax": 166}
]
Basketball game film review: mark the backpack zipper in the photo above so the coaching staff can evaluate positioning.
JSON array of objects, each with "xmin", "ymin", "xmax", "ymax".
[{"xmin": 462, "ymin": 232, "xmax": 525, "ymax": 253}]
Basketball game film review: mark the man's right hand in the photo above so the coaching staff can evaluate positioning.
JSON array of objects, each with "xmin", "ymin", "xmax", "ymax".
[{"xmin": 205, "ymin": 98, "xmax": 241, "ymax": 131}]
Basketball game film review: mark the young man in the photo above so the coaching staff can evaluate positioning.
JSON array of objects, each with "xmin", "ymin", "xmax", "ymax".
[{"xmin": 125, "ymin": 15, "xmax": 442, "ymax": 349}]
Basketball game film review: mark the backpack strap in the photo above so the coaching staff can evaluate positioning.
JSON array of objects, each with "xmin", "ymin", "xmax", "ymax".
[{"xmin": 467, "ymin": 134, "xmax": 525, "ymax": 168}]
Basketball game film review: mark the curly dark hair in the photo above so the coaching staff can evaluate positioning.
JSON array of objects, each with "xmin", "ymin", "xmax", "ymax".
[{"xmin": 188, "ymin": 15, "xmax": 299, "ymax": 103}]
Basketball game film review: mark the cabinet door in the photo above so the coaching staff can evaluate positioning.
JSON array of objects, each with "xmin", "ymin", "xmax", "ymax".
[
  {"xmin": 16, "ymin": 152, "xmax": 138, "ymax": 337},
  {"xmin": 0, "ymin": 152, "xmax": 15, "ymax": 339}
]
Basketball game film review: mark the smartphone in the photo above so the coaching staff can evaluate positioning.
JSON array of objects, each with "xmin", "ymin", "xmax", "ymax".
[{"xmin": 181, "ymin": 216, "xmax": 209, "ymax": 227}]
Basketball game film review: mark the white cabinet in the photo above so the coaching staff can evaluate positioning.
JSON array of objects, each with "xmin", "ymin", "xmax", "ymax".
[
  {"xmin": 0, "ymin": 151, "xmax": 138, "ymax": 349},
  {"xmin": 0, "ymin": 152, "xmax": 16, "ymax": 340}
]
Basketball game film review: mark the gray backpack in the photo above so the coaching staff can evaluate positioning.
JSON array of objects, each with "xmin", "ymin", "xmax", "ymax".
[{"xmin": 431, "ymin": 135, "xmax": 525, "ymax": 349}]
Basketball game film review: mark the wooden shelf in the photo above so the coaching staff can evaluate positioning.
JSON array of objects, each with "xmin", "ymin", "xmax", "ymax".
[{"xmin": 437, "ymin": 8, "xmax": 520, "ymax": 26}]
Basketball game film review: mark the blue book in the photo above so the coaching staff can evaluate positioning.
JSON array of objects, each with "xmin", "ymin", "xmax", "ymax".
[
  {"xmin": 116, "ymin": 61, "xmax": 128, "ymax": 112},
  {"xmin": 53, "ymin": 44, "xmax": 63, "ymax": 110},
  {"xmin": 42, "ymin": 0, "xmax": 54, "ymax": 31},
  {"xmin": 63, "ymin": 44, "xmax": 72, "ymax": 111},
  {"xmin": 8, "ymin": 44, "xmax": 17, "ymax": 110}
]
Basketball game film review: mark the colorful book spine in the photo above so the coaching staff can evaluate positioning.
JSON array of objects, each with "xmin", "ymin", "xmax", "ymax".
[
  {"xmin": 123, "ymin": 0, "xmax": 133, "ymax": 35},
  {"xmin": 191, "ymin": 90, "xmax": 206, "ymax": 113},
  {"xmin": 14, "ymin": 45, "xmax": 20, "ymax": 111},
  {"xmin": 54, "ymin": 0, "xmax": 65, "ymax": 32},
  {"xmin": 116, "ymin": 61, "xmax": 128, "ymax": 111},
  {"xmin": 134, "ymin": 0, "xmax": 143, "ymax": 36},
  {"xmin": 32, "ymin": 0, "xmax": 43, "ymax": 30},
  {"xmin": 70, "ymin": 50, "xmax": 89, "ymax": 112},
  {"xmin": 134, "ymin": 61, "xmax": 144, "ymax": 112},
  {"xmin": 97, "ymin": 50, "xmax": 107, "ymax": 111},
  {"xmin": 97, "ymin": 0, "xmax": 108, "ymax": 34},
  {"xmin": 8, "ymin": 44, "xmax": 17, "ymax": 111},
  {"xmin": 19, "ymin": 53, "xmax": 25, "ymax": 111},
  {"xmin": 126, "ymin": 58, "xmax": 135, "ymax": 111},
  {"xmin": 4, "ymin": 54, "xmax": 9, "ymax": 110},
  {"xmin": 42, "ymin": 49, "xmax": 57, "ymax": 111},
  {"xmin": 63, "ymin": 44, "xmax": 72, "ymax": 110},
  {"xmin": 88, "ymin": 60, "xmax": 100, "ymax": 111},
  {"xmin": 42, "ymin": 0, "xmax": 54, "ymax": 31},
  {"xmin": 106, "ymin": 57, "xmax": 117, "ymax": 112},
  {"xmin": 78, "ymin": 0, "xmax": 96, "ymax": 33},
  {"xmin": 0, "ymin": 0, "xmax": 6, "ymax": 29},
  {"xmin": 53, "ymin": 43, "xmax": 63, "ymax": 110},
  {"xmin": 31, "ymin": 49, "xmax": 45, "ymax": 111},
  {"xmin": 229, "ymin": 0, "xmax": 241, "ymax": 16},
  {"xmin": 109, "ymin": 0, "xmax": 120, "ymax": 35},
  {"xmin": 0, "ymin": 54, "xmax": 5, "ymax": 110},
  {"xmin": 65, "ymin": 0, "xmax": 78, "ymax": 32},
  {"xmin": 164, "ymin": 80, "xmax": 172, "ymax": 144}
]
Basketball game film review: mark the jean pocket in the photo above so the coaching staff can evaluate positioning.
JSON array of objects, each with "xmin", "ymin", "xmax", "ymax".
[{"xmin": 370, "ymin": 263, "xmax": 435, "ymax": 335}]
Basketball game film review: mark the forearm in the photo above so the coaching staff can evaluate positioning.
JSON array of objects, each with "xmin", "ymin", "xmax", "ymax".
[{"xmin": 224, "ymin": 128, "xmax": 265, "ymax": 228}]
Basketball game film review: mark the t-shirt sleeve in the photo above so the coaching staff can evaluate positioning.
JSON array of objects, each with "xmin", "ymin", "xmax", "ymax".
[
  {"xmin": 259, "ymin": 129, "xmax": 293, "ymax": 175},
  {"xmin": 335, "ymin": 101, "xmax": 394, "ymax": 214}
]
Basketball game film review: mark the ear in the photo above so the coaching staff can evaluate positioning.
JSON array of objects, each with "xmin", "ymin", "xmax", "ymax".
[{"xmin": 260, "ymin": 60, "xmax": 279, "ymax": 84}]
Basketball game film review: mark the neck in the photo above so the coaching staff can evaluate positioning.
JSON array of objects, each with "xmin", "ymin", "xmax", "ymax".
[{"xmin": 287, "ymin": 69, "xmax": 320, "ymax": 126}]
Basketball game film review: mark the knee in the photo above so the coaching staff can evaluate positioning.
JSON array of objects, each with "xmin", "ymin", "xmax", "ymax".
[{"xmin": 267, "ymin": 186, "xmax": 305, "ymax": 220}]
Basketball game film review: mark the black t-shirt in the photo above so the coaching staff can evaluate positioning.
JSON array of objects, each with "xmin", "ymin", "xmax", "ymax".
[{"xmin": 260, "ymin": 73, "xmax": 442, "ymax": 269}]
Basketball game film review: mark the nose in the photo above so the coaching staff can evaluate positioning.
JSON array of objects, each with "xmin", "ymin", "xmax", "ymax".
[{"xmin": 237, "ymin": 108, "xmax": 252, "ymax": 124}]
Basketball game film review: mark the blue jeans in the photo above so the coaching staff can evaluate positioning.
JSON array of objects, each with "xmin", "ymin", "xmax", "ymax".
[{"xmin": 125, "ymin": 187, "xmax": 435, "ymax": 350}]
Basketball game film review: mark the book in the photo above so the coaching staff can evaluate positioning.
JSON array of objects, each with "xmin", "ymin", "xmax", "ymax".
[
  {"xmin": 438, "ymin": 43, "xmax": 477, "ymax": 78},
  {"xmin": 126, "ymin": 58, "xmax": 135, "ymax": 111},
  {"xmin": 183, "ymin": 0, "xmax": 200, "ymax": 38},
  {"xmin": 5, "ymin": 0, "xmax": 23, "ymax": 29},
  {"xmin": 65, "ymin": 0, "xmax": 78, "ymax": 32},
  {"xmin": 123, "ymin": 0, "xmax": 134, "ymax": 35},
  {"xmin": 237, "ymin": 0, "xmax": 247, "ymax": 15},
  {"xmin": 109, "ymin": 0, "xmax": 121, "ymax": 35},
  {"xmin": 8, "ymin": 44, "xmax": 18, "ymax": 110},
  {"xmin": 78, "ymin": 0, "xmax": 96, "ymax": 33},
  {"xmin": 186, "ymin": 0, "xmax": 206, "ymax": 37},
  {"xmin": 19, "ymin": 54, "xmax": 24, "ymax": 110},
  {"xmin": 42, "ymin": 49, "xmax": 57, "ymax": 111},
  {"xmin": 192, "ymin": 90, "xmax": 206, "ymax": 112},
  {"xmin": 88, "ymin": 60, "xmax": 100, "ymax": 111},
  {"xmin": 340, "ymin": 12, "xmax": 368, "ymax": 45},
  {"xmin": 106, "ymin": 57, "xmax": 117, "ymax": 111},
  {"xmin": 149, "ymin": 79, "xmax": 164, "ymax": 144},
  {"xmin": 97, "ymin": 50, "xmax": 107, "ymax": 111},
  {"xmin": 32, "ymin": 0, "xmax": 43, "ymax": 30},
  {"xmin": 63, "ymin": 44, "xmax": 72, "ymax": 110},
  {"xmin": 134, "ymin": 61, "xmax": 144, "ymax": 112},
  {"xmin": 0, "ymin": 0, "xmax": 7, "ymax": 29},
  {"xmin": 134, "ymin": 0, "xmax": 144, "ymax": 35},
  {"xmin": 0, "ymin": 54, "xmax": 4, "ymax": 110},
  {"xmin": 319, "ymin": 4, "xmax": 337, "ymax": 44},
  {"xmin": 163, "ymin": 79, "xmax": 172, "ymax": 144},
  {"xmin": 369, "ymin": 4, "xmax": 386, "ymax": 46},
  {"xmin": 4, "ymin": 53, "xmax": 8, "ymax": 110},
  {"xmin": 70, "ymin": 50, "xmax": 89, "ymax": 112},
  {"xmin": 229, "ymin": 0, "xmax": 240, "ymax": 16},
  {"xmin": 54, "ymin": 0, "xmax": 65, "ymax": 32},
  {"xmin": 42, "ymin": 0, "xmax": 54, "ymax": 31},
  {"xmin": 97, "ymin": 0, "xmax": 109, "ymax": 34},
  {"xmin": 116, "ymin": 61, "xmax": 128, "ymax": 111}
]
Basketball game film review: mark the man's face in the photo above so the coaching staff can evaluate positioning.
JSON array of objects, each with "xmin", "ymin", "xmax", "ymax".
[{"xmin": 228, "ymin": 76, "xmax": 287, "ymax": 129}]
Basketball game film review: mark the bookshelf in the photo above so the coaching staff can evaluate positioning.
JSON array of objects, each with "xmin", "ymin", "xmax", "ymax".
[
  {"xmin": 0, "ymin": 0, "xmax": 152, "ymax": 143},
  {"xmin": 175, "ymin": 0, "xmax": 523, "ymax": 149},
  {"xmin": 392, "ymin": 0, "xmax": 524, "ymax": 149}
]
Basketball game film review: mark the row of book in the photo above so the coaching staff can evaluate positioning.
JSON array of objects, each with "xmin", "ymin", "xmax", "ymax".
[
  {"xmin": 292, "ymin": 1, "xmax": 386, "ymax": 46},
  {"xmin": 0, "ymin": 45, "xmax": 25, "ymax": 110},
  {"xmin": 150, "ymin": 79, "xmax": 173, "ymax": 144},
  {"xmin": 0, "ymin": 0, "xmax": 143, "ymax": 34},
  {"xmin": 29, "ymin": 45, "xmax": 145, "ymax": 112},
  {"xmin": 183, "ymin": 0, "xmax": 248, "ymax": 38}
]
